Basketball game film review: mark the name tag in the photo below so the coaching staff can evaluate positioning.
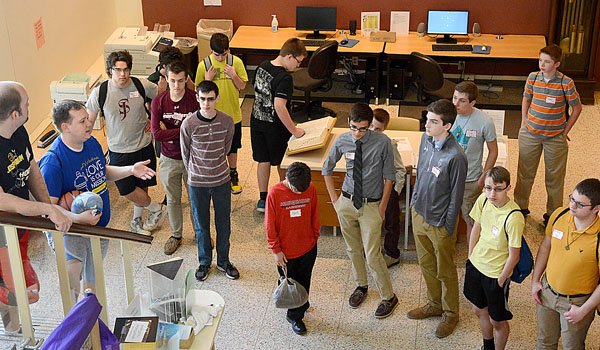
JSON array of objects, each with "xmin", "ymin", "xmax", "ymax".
[
  {"xmin": 345, "ymin": 152, "xmax": 355, "ymax": 160},
  {"xmin": 491, "ymin": 225, "xmax": 500, "ymax": 237},
  {"xmin": 431, "ymin": 166, "xmax": 440, "ymax": 177},
  {"xmin": 290, "ymin": 209, "xmax": 301, "ymax": 218},
  {"xmin": 552, "ymin": 229, "xmax": 564, "ymax": 240},
  {"xmin": 129, "ymin": 91, "xmax": 140, "ymax": 99},
  {"xmin": 465, "ymin": 129, "xmax": 477, "ymax": 138},
  {"xmin": 546, "ymin": 96, "xmax": 556, "ymax": 104}
]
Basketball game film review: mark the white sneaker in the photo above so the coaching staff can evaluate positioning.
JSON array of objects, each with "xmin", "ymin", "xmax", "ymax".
[
  {"xmin": 143, "ymin": 205, "xmax": 167, "ymax": 231},
  {"xmin": 130, "ymin": 217, "xmax": 151, "ymax": 235}
]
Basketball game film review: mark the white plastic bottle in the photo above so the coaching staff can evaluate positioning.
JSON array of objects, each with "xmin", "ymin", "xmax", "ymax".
[{"xmin": 271, "ymin": 15, "xmax": 279, "ymax": 32}]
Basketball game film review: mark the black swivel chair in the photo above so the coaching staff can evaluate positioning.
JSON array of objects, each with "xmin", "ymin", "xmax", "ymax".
[
  {"xmin": 408, "ymin": 51, "xmax": 456, "ymax": 104},
  {"xmin": 291, "ymin": 40, "xmax": 338, "ymax": 121}
]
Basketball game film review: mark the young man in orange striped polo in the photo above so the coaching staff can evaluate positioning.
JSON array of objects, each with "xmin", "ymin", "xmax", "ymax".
[{"xmin": 514, "ymin": 44, "xmax": 582, "ymax": 227}]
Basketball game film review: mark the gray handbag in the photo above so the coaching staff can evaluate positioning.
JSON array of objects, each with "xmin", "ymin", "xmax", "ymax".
[{"xmin": 272, "ymin": 267, "xmax": 309, "ymax": 309}]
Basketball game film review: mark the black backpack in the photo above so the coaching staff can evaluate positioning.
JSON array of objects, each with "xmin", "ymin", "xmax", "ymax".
[{"xmin": 98, "ymin": 76, "xmax": 151, "ymax": 119}]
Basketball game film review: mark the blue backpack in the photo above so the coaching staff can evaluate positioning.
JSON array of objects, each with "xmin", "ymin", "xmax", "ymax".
[{"xmin": 483, "ymin": 199, "xmax": 532, "ymax": 283}]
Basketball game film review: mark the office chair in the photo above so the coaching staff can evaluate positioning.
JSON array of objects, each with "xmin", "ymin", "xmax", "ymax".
[
  {"xmin": 408, "ymin": 52, "xmax": 456, "ymax": 104},
  {"xmin": 291, "ymin": 40, "xmax": 338, "ymax": 121},
  {"xmin": 386, "ymin": 117, "xmax": 420, "ymax": 131}
]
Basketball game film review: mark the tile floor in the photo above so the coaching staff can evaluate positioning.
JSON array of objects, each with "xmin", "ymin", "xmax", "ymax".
[{"xmin": 1, "ymin": 92, "xmax": 599, "ymax": 349}]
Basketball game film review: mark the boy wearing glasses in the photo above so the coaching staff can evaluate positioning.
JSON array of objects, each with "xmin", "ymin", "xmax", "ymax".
[
  {"xmin": 464, "ymin": 166, "xmax": 524, "ymax": 350},
  {"xmin": 195, "ymin": 33, "xmax": 248, "ymax": 195},
  {"xmin": 531, "ymin": 178, "xmax": 600, "ymax": 349},
  {"xmin": 251, "ymin": 38, "xmax": 307, "ymax": 212},
  {"xmin": 322, "ymin": 103, "xmax": 398, "ymax": 319},
  {"xmin": 87, "ymin": 50, "xmax": 166, "ymax": 235},
  {"xmin": 407, "ymin": 99, "xmax": 467, "ymax": 338},
  {"xmin": 181, "ymin": 80, "xmax": 239, "ymax": 282}
]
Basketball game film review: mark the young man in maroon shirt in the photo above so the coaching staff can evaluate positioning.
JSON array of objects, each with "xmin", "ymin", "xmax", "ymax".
[{"xmin": 266, "ymin": 162, "xmax": 320, "ymax": 335}]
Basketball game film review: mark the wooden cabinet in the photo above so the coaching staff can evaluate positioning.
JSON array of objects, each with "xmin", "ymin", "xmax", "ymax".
[{"xmin": 312, "ymin": 171, "xmax": 344, "ymax": 227}]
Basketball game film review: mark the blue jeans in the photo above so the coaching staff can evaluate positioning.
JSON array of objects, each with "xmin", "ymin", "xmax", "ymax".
[{"xmin": 188, "ymin": 182, "xmax": 231, "ymax": 266}]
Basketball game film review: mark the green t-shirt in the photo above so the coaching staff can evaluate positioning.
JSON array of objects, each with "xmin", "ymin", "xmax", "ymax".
[
  {"xmin": 195, "ymin": 54, "xmax": 248, "ymax": 124},
  {"xmin": 469, "ymin": 193, "xmax": 524, "ymax": 278}
]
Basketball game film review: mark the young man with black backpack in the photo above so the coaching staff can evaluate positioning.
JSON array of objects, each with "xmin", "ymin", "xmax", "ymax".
[
  {"xmin": 464, "ymin": 166, "xmax": 525, "ymax": 350},
  {"xmin": 531, "ymin": 178, "xmax": 600, "ymax": 350},
  {"xmin": 87, "ymin": 50, "xmax": 166, "ymax": 235}
]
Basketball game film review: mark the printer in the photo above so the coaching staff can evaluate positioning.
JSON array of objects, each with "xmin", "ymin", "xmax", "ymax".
[
  {"xmin": 50, "ymin": 72, "xmax": 103, "ymax": 129},
  {"xmin": 104, "ymin": 27, "xmax": 177, "ymax": 76}
]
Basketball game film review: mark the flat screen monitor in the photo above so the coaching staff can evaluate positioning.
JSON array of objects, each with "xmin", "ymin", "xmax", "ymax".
[
  {"xmin": 296, "ymin": 6, "xmax": 337, "ymax": 39},
  {"xmin": 427, "ymin": 10, "xmax": 469, "ymax": 44}
]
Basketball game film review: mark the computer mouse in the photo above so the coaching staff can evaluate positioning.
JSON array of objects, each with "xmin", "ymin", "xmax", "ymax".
[
  {"xmin": 481, "ymin": 46, "xmax": 487, "ymax": 51},
  {"xmin": 340, "ymin": 39, "xmax": 349, "ymax": 45}
]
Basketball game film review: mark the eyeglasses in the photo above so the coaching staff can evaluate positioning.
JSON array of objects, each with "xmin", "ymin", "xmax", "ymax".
[
  {"xmin": 349, "ymin": 125, "xmax": 368, "ymax": 133},
  {"xmin": 292, "ymin": 56, "xmax": 302, "ymax": 66},
  {"xmin": 199, "ymin": 96, "xmax": 216, "ymax": 102},
  {"xmin": 112, "ymin": 67, "xmax": 130, "ymax": 73},
  {"xmin": 569, "ymin": 194, "xmax": 594, "ymax": 209},
  {"xmin": 483, "ymin": 186, "xmax": 508, "ymax": 193}
]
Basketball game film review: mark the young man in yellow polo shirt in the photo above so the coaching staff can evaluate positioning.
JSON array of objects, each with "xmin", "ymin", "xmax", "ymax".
[
  {"xmin": 195, "ymin": 33, "xmax": 249, "ymax": 194},
  {"xmin": 464, "ymin": 166, "xmax": 524, "ymax": 350},
  {"xmin": 531, "ymin": 178, "xmax": 600, "ymax": 350}
]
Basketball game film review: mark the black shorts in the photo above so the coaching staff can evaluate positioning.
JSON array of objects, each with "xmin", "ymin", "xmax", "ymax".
[
  {"xmin": 250, "ymin": 119, "xmax": 291, "ymax": 166},
  {"xmin": 109, "ymin": 143, "xmax": 157, "ymax": 196},
  {"xmin": 228, "ymin": 122, "xmax": 242, "ymax": 155},
  {"xmin": 463, "ymin": 259, "xmax": 513, "ymax": 322}
]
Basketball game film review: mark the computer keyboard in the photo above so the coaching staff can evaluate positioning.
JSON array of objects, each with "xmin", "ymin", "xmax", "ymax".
[
  {"xmin": 301, "ymin": 39, "xmax": 329, "ymax": 47},
  {"xmin": 432, "ymin": 44, "xmax": 474, "ymax": 51}
]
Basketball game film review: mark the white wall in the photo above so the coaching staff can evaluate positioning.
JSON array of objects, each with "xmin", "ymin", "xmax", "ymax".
[{"xmin": 0, "ymin": 0, "xmax": 143, "ymax": 138}]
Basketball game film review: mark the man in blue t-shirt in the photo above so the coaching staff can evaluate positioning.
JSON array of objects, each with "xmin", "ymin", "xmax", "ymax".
[{"xmin": 39, "ymin": 100, "xmax": 156, "ymax": 304}]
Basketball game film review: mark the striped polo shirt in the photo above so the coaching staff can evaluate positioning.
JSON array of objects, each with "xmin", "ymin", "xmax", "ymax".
[
  {"xmin": 523, "ymin": 71, "xmax": 580, "ymax": 139},
  {"xmin": 180, "ymin": 110, "xmax": 234, "ymax": 188}
]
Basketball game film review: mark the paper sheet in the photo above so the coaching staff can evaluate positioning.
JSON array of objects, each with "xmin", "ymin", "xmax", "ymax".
[
  {"xmin": 390, "ymin": 11, "xmax": 410, "ymax": 35},
  {"xmin": 204, "ymin": 0, "xmax": 221, "ymax": 5},
  {"xmin": 393, "ymin": 137, "xmax": 412, "ymax": 152},
  {"xmin": 124, "ymin": 321, "xmax": 149, "ymax": 343},
  {"xmin": 361, "ymin": 12, "xmax": 380, "ymax": 35},
  {"xmin": 481, "ymin": 109, "xmax": 505, "ymax": 139}
]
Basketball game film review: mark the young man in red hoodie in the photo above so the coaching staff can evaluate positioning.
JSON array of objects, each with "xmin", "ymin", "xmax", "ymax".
[{"xmin": 266, "ymin": 161, "xmax": 320, "ymax": 335}]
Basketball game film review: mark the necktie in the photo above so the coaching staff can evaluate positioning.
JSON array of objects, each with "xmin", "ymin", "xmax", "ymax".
[{"xmin": 353, "ymin": 139, "xmax": 363, "ymax": 210}]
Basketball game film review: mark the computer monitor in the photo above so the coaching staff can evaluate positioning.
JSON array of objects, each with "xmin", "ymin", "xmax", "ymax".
[
  {"xmin": 427, "ymin": 10, "xmax": 469, "ymax": 44},
  {"xmin": 296, "ymin": 6, "xmax": 337, "ymax": 39}
]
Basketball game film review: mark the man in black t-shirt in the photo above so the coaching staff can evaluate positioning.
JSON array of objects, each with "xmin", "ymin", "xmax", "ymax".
[
  {"xmin": 0, "ymin": 81, "xmax": 71, "ymax": 333},
  {"xmin": 250, "ymin": 38, "xmax": 307, "ymax": 213}
]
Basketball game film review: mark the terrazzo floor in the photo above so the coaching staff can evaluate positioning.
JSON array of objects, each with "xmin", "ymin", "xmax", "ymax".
[{"xmin": 1, "ymin": 92, "xmax": 599, "ymax": 349}]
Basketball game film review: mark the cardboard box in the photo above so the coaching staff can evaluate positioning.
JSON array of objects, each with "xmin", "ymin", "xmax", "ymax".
[
  {"xmin": 370, "ymin": 31, "xmax": 396, "ymax": 43},
  {"xmin": 196, "ymin": 19, "xmax": 233, "ymax": 61}
]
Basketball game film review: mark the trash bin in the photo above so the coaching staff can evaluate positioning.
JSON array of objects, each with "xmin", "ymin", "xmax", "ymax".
[
  {"xmin": 196, "ymin": 19, "xmax": 233, "ymax": 62},
  {"xmin": 176, "ymin": 37, "xmax": 199, "ymax": 81}
]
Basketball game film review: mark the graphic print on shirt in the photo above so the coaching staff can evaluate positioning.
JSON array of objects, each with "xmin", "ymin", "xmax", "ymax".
[
  {"xmin": 162, "ymin": 111, "xmax": 195, "ymax": 126},
  {"xmin": 252, "ymin": 68, "xmax": 275, "ymax": 123},
  {"xmin": 76, "ymin": 156, "xmax": 108, "ymax": 195},
  {"xmin": 6, "ymin": 148, "xmax": 30, "ymax": 192},
  {"xmin": 118, "ymin": 98, "xmax": 130, "ymax": 120}
]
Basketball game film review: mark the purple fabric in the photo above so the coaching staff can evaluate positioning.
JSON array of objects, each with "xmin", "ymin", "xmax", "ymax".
[
  {"xmin": 99, "ymin": 318, "xmax": 119, "ymax": 350},
  {"xmin": 41, "ymin": 294, "xmax": 104, "ymax": 349}
]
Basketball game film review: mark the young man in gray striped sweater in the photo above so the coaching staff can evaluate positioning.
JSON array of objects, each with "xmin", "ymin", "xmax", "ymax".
[{"xmin": 181, "ymin": 80, "xmax": 239, "ymax": 281}]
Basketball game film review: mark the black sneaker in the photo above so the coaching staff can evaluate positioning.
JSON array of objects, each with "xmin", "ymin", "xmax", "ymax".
[
  {"xmin": 195, "ymin": 265, "xmax": 210, "ymax": 281},
  {"xmin": 286, "ymin": 316, "xmax": 307, "ymax": 335},
  {"xmin": 217, "ymin": 262, "xmax": 240, "ymax": 280}
]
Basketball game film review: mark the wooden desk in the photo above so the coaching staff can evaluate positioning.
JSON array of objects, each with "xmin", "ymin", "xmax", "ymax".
[
  {"xmin": 230, "ymin": 26, "xmax": 385, "ymax": 103},
  {"xmin": 384, "ymin": 32, "xmax": 546, "ymax": 103},
  {"xmin": 281, "ymin": 128, "xmax": 423, "ymax": 232}
]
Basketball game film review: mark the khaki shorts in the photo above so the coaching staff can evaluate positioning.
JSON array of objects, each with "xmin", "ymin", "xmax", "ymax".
[{"xmin": 461, "ymin": 181, "xmax": 482, "ymax": 226}]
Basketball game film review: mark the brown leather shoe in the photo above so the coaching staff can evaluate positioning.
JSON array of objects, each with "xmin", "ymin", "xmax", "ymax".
[
  {"xmin": 406, "ymin": 303, "xmax": 443, "ymax": 319},
  {"xmin": 435, "ymin": 314, "xmax": 459, "ymax": 338},
  {"xmin": 164, "ymin": 236, "xmax": 182, "ymax": 255},
  {"xmin": 349, "ymin": 287, "xmax": 368, "ymax": 308},
  {"xmin": 375, "ymin": 294, "xmax": 398, "ymax": 318}
]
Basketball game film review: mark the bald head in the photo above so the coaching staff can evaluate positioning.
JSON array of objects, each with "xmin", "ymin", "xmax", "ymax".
[{"xmin": 0, "ymin": 81, "xmax": 25, "ymax": 122}]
